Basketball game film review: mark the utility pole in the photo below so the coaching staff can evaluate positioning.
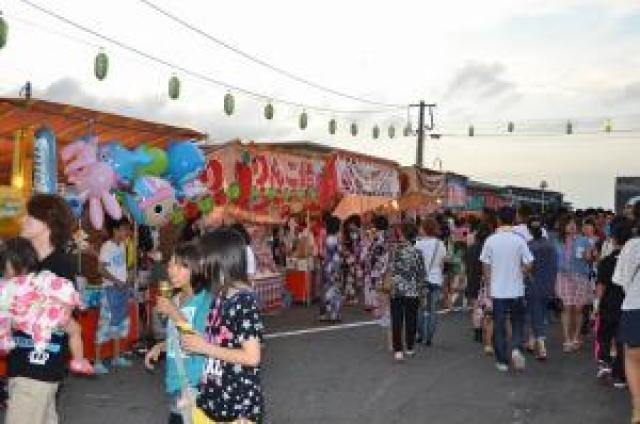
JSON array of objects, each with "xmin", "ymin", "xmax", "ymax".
[{"xmin": 409, "ymin": 101, "xmax": 436, "ymax": 168}]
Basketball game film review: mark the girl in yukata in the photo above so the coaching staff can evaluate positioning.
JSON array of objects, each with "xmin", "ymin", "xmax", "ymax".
[
  {"xmin": 319, "ymin": 216, "xmax": 343, "ymax": 322},
  {"xmin": 364, "ymin": 216, "xmax": 390, "ymax": 313},
  {"xmin": 342, "ymin": 215, "xmax": 365, "ymax": 306}
]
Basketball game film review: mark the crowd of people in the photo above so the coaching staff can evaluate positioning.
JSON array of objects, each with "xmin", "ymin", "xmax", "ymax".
[
  {"xmin": 0, "ymin": 194, "xmax": 265, "ymax": 424},
  {"xmin": 2, "ymin": 192, "xmax": 640, "ymax": 423}
]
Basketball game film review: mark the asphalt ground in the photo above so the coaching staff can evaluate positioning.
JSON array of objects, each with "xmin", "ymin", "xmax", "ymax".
[{"xmin": 0, "ymin": 306, "xmax": 631, "ymax": 424}]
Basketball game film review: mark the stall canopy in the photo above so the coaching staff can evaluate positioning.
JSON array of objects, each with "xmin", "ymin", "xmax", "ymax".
[
  {"xmin": 399, "ymin": 166, "xmax": 446, "ymax": 214},
  {"xmin": 200, "ymin": 141, "xmax": 401, "ymax": 221},
  {"xmin": 0, "ymin": 97, "xmax": 206, "ymax": 183}
]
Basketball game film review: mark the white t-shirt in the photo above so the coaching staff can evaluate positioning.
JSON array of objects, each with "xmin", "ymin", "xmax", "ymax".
[
  {"xmin": 415, "ymin": 237, "xmax": 446, "ymax": 286},
  {"xmin": 480, "ymin": 229, "xmax": 534, "ymax": 299},
  {"xmin": 512, "ymin": 224, "xmax": 548, "ymax": 242},
  {"xmin": 99, "ymin": 240, "xmax": 127, "ymax": 287},
  {"xmin": 246, "ymin": 245, "xmax": 257, "ymax": 276},
  {"xmin": 613, "ymin": 238, "xmax": 640, "ymax": 311}
]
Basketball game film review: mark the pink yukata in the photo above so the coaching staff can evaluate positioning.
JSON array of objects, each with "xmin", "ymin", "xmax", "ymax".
[{"xmin": 0, "ymin": 270, "xmax": 80, "ymax": 353}]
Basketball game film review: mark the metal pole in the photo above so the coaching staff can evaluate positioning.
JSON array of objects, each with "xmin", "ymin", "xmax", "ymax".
[{"xmin": 416, "ymin": 100, "xmax": 425, "ymax": 168}]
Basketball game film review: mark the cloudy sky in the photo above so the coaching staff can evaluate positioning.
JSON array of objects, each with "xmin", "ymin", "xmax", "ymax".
[{"xmin": 1, "ymin": 0, "xmax": 639, "ymax": 208}]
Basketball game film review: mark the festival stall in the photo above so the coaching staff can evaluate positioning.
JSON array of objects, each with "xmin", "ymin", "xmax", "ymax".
[
  {"xmin": 0, "ymin": 97, "xmax": 206, "ymax": 368},
  {"xmin": 200, "ymin": 141, "xmax": 330, "ymax": 310},
  {"xmin": 399, "ymin": 166, "xmax": 447, "ymax": 219}
]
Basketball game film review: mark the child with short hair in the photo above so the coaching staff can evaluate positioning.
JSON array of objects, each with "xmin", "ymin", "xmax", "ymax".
[
  {"xmin": 145, "ymin": 241, "xmax": 212, "ymax": 424},
  {"xmin": 94, "ymin": 217, "xmax": 133, "ymax": 374},
  {"xmin": 1, "ymin": 237, "xmax": 79, "ymax": 424}
]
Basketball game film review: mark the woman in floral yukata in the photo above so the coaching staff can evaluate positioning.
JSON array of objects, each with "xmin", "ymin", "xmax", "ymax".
[
  {"xmin": 342, "ymin": 215, "xmax": 365, "ymax": 306},
  {"xmin": 364, "ymin": 216, "xmax": 390, "ymax": 313},
  {"xmin": 319, "ymin": 216, "xmax": 343, "ymax": 322}
]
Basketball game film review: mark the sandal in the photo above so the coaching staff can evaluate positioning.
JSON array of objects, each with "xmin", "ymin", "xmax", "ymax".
[{"xmin": 70, "ymin": 358, "xmax": 95, "ymax": 376}]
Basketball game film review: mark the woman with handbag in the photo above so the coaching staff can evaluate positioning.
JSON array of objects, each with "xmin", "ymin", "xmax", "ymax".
[
  {"xmin": 387, "ymin": 222, "xmax": 426, "ymax": 361},
  {"xmin": 415, "ymin": 218, "xmax": 446, "ymax": 346}
]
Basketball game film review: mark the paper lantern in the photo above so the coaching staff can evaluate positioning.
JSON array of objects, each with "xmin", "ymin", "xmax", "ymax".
[
  {"xmin": 468, "ymin": 125, "xmax": 475, "ymax": 137},
  {"xmin": 329, "ymin": 119, "xmax": 337, "ymax": 135},
  {"xmin": 168, "ymin": 75, "xmax": 180, "ymax": 100},
  {"xmin": 350, "ymin": 123, "xmax": 358, "ymax": 137},
  {"xmin": 403, "ymin": 123, "xmax": 412, "ymax": 137},
  {"xmin": 299, "ymin": 111, "xmax": 308, "ymax": 130},
  {"xmin": 0, "ymin": 14, "xmax": 8, "ymax": 50},
  {"xmin": 507, "ymin": 121, "xmax": 514, "ymax": 133},
  {"xmin": 224, "ymin": 92, "xmax": 235, "ymax": 115},
  {"xmin": 388, "ymin": 125, "xmax": 396, "ymax": 138},
  {"xmin": 605, "ymin": 119, "xmax": 612, "ymax": 133},
  {"xmin": 94, "ymin": 49, "xmax": 109, "ymax": 81},
  {"xmin": 566, "ymin": 120, "xmax": 573, "ymax": 135},
  {"xmin": 372, "ymin": 125, "xmax": 380, "ymax": 139},
  {"xmin": 264, "ymin": 102, "xmax": 274, "ymax": 120}
]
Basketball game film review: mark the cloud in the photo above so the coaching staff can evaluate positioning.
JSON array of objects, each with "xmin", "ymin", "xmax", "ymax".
[{"xmin": 444, "ymin": 61, "xmax": 518, "ymax": 101}]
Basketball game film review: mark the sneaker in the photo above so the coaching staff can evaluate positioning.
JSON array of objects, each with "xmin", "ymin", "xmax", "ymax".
[
  {"xmin": 535, "ymin": 339, "xmax": 548, "ymax": 361},
  {"xmin": 612, "ymin": 378, "xmax": 627, "ymax": 389},
  {"xmin": 425, "ymin": 340, "xmax": 432, "ymax": 347},
  {"xmin": 394, "ymin": 352, "xmax": 404, "ymax": 362},
  {"xmin": 112, "ymin": 356, "xmax": 133, "ymax": 368},
  {"xmin": 405, "ymin": 350, "xmax": 416, "ymax": 357},
  {"xmin": 512, "ymin": 349, "xmax": 526, "ymax": 371},
  {"xmin": 597, "ymin": 362, "xmax": 612, "ymax": 379},
  {"xmin": 495, "ymin": 362, "xmax": 509, "ymax": 372},
  {"xmin": 484, "ymin": 345, "xmax": 494, "ymax": 356},
  {"xmin": 93, "ymin": 361, "xmax": 109, "ymax": 375}
]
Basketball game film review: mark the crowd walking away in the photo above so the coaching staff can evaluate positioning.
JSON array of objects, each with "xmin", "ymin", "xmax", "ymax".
[{"xmin": 4, "ymin": 190, "xmax": 640, "ymax": 423}]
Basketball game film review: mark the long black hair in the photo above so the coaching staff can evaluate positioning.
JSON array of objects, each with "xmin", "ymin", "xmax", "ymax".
[
  {"xmin": 199, "ymin": 227, "xmax": 249, "ymax": 297},
  {"xmin": 172, "ymin": 241, "xmax": 208, "ymax": 294},
  {"xmin": 1, "ymin": 237, "xmax": 39, "ymax": 276}
]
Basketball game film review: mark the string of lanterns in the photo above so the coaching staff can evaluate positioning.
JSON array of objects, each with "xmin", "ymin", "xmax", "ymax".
[{"xmin": 465, "ymin": 118, "xmax": 617, "ymax": 137}]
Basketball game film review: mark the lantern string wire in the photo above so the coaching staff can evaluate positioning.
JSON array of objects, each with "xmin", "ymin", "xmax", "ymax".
[
  {"xmin": 136, "ymin": 0, "xmax": 406, "ymax": 110},
  {"xmin": 17, "ymin": 0, "xmax": 405, "ymax": 116}
]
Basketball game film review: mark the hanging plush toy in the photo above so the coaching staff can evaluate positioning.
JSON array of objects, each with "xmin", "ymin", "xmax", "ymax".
[
  {"xmin": 165, "ymin": 141, "xmax": 205, "ymax": 198},
  {"xmin": 61, "ymin": 138, "xmax": 122, "ymax": 230},
  {"xmin": 125, "ymin": 176, "xmax": 176, "ymax": 227},
  {"xmin": 98, "ymin": 142, "xmax": 152, "ymax": 186}
]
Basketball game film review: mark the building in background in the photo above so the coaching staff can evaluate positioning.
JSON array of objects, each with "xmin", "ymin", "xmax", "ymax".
[
  {"xmin": 503, "ymin": 185, "xmax": 564, "ymax": 213},
  {"xmin": 466, "ymin": 180, "xmax": 507, "ymax": 212},
  {"xmin": 615, "ymin": 177, "xmax": 640, "ymax": 214}
]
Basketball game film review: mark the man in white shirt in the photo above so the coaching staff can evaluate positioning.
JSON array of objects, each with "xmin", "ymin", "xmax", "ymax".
[{"xmin": 480, "ymin": 206, "xmax": 534, "ymax": 372}]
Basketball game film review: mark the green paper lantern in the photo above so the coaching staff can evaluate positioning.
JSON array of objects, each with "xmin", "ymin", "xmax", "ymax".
[
  {"xmin": 251, "ymin": 187, "xmax": 260, "ymax": 201},
  {"xmin": 299, "ymin": 111, "xmax": 308, "ymax": 130},
  {"xmin": 264, "ymin": 102, "xmax": 274, "ymax": 120},
  {"xmin": 168, "ymin": 75, "xmax": 180, "ymax": 100},
  {"xmin": 94, "ymin": 50, "xmax": 109, "ymax": 81},
  {"xmin": 228, "ymin": 182, "xmax": 241, "ymax": 200},
  {"xmin": 198, "ymin": 196, "xmax": 214, "ymax": 214},
  {"xmin": 468, "ymin": 125, "xmax": 475, "ymax": 137},
  {"xmin": 507, "ymin": 121, "xmax": 514, "ymax": 133},
  {"xmin": 605, "ymin": 119, "xmax": 612, "ymax": 133},
  {"xmin": 329, "ymin": 119, "xmax": 337, "ymax": 135},
  {"xmin": 224, "ymin": 92, "xmax": 235, "ymax": 115},
  {"xmin": 350, "ymin": 122, "xmax": 358, "ymax": 137},
  {"xmin": 0, "ymin": 15, "xmax": 9, "ymax": 50},
  {"xmin": 171, "ymin": 209, "xmax": 185, "ymax": 225},
  {"xmin": 566, "ymin": 120, "xmax": 573, "ymax": 135},
  {"xmin": 388, "ymin": 125, "xmax": 396, "ymax": 138},
  {"xmin": 403, "ymin": 124, "xmax": 412, "ymax": 137},
  {"xmin": 266, "ymin": 187, "xmax": 276, "ymax": 199},
  {"xmin": 372, "ymin": 125, "xmax": 380, "ymax": 139}
]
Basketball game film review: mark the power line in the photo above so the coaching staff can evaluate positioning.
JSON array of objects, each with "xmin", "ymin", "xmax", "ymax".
[
  {"xmin": 17, "ymin": 0, "xmax": 403, "ymax": 116},
  {"xmin": 135, "ymin": 0, "xmax": 406, "ymax": 110}
]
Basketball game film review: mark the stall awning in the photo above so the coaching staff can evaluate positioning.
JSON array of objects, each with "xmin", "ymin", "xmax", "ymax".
[{"xmin": 0, "ymin": 97, "xmax": 206, "ymax": 183}]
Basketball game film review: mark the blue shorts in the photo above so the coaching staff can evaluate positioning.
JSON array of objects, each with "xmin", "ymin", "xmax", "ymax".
[{"xmin": 620, "ymin": 310, "xmax": 640, "ymax": 348}]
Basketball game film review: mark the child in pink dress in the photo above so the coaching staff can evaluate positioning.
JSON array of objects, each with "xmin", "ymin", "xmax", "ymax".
[{"xmin": 0, "ymin": 238, "xmax": 80, "ymax": 354}]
